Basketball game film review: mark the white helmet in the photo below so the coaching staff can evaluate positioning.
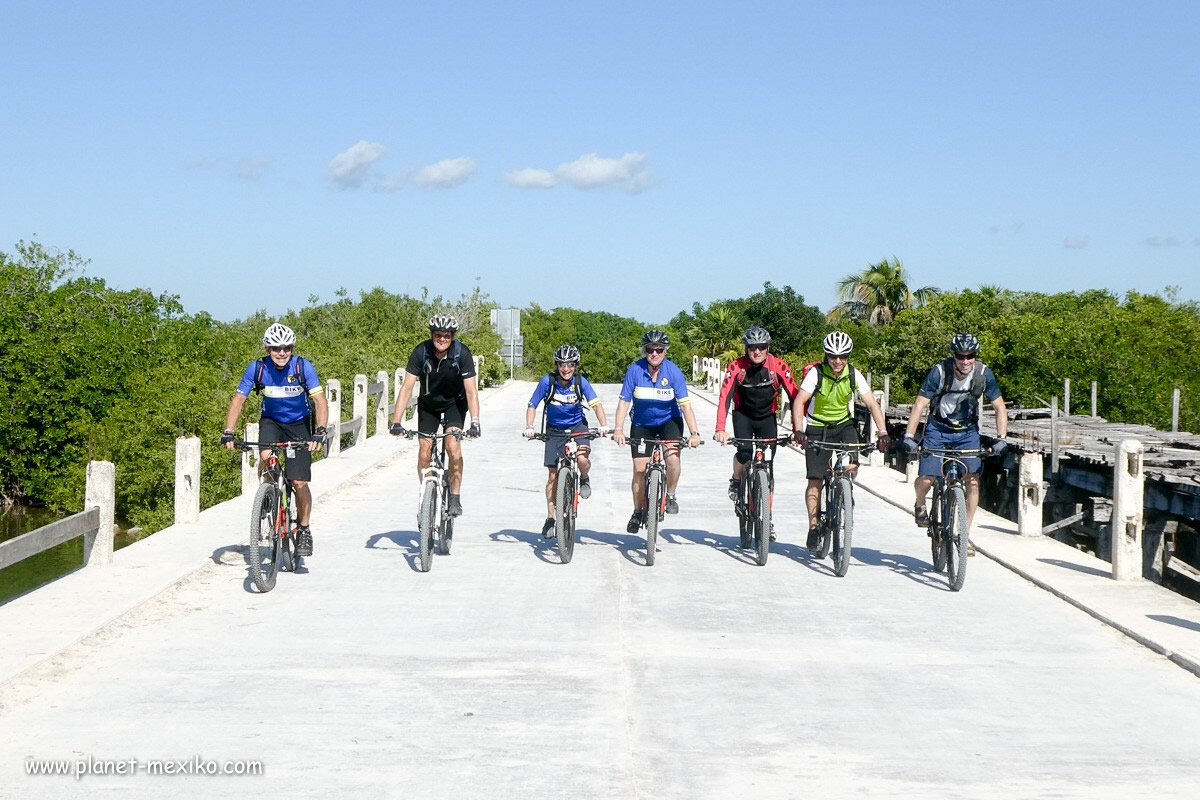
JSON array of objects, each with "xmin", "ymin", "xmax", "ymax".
[
  {"xmin": 428, "ymin": 313, "xmax": 459, "ymax": 333},
  {"xmin": 263, "ymin": 322, "xmax": 296, "ymax": 348},
  {"xmin": 822, "ymin": 331, "xmax": 853, "ymax": 356}
]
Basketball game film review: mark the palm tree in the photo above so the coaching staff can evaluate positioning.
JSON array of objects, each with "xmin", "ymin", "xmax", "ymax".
[
  {"xmin": 686, "ymin": 304, "xmax": 743, "ymax": 356},
  {"xmin": 828, "ymin": 258, "xmax": 939, "ymax": 326}
]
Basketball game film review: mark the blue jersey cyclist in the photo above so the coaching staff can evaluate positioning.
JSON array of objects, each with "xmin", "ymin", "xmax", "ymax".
[
  {"xmin": 612, "ymin": 330, "xmax": 703, "ymax": 534},
  {"xmin": 523, "ymin": 345, "xmax": 611, "ymax": 538},
  {"xmin": 902, "ymin": 332, "xmax": 1009, "ymax": 547},
  {"xmin": 221, "ymin": 323, "xmax": 329, "ymax": 557}
]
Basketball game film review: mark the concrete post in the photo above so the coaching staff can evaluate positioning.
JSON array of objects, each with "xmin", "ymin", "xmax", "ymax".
[
  {"xmin": 1111, "ymin": 439, "xmax": 1144, "ymax": 581},
  {"xmin": 1091, "ymin": 380, "xmax": 1098, "ymax": 418},
  {"xmin": 1017, "ymin": 451, "xmax": 1044, "ymax": 537},
  {"xmin": 375, "ymin": 370, "xmax": 388, "ymax": 438},
  {"xmin": 1172, "ymin": 387, "xmax": 1180, "ymax": 433},
  {"xmin": 904, "ymin": 457, "xmax": 919, "ymax": 484},
  {"xmin": 326, "ymin": 381, "xmax": 341, "ymax": 458},
  {"xmin": 1050, "ymin": 396, "xmax": 1059, "ymax": 476},
  {"xmin": 1064, "ymin": 379, "xmax": 1071, "ymax": 416},
  {"xmin": 868, "ymin": 390, "xmax": 884, "ymax": 466},
  {"xmin": 174, "ymin": 436, "xmax": 201, "ymax": 524},
  {"xmin": 882, "ymin": 375, "xmax": 890, "ymax": 414},
  {"xmin": 352, "ymin": 374, "xmax": 368, "ymax": 447},
  {"xmin": 83, "ymin": 460, "xmax": 115, "ymax": 567},
  {"xmin": 241, "ymin": 422, "xmax": 259, "ymax": 494}
]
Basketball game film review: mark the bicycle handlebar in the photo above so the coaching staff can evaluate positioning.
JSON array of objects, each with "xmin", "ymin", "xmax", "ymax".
[
  {"xmin": 527, "ymin": 429, "xmax": 604, "ymax": 441},
  {"xmin": 402, "ymin": 430, "xmax": 469, "ymax": 441},
  {"xmin": 721, "ymin": 436, "xmax": 785, "ymax": 445},
  {"xmin": 624, "ymin": 437, "xmax": 704, "ymax": 446},
  {"xmin": 806, "ymin": 440, "xmax": 876, "ymax": 453},
  {"xmin": 232, "ymin": 440, "xmax": 308, "ymax": 452},
  {"xmin": 919, "ymin": 447, "xmax": 993, "ymax": 457}
]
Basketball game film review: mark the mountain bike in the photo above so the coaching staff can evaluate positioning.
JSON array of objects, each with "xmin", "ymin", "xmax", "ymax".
[
  {"xmin": 726, "ymin": 436, "xmax": 782, "ymax": 566},
  {"xmin": 808, "ymin": 440, "xmax": 874, "ymax": 578},
  {"xmin": 402, "ymin": 426, "xmax": 467, "ymax": 573},
  {"xmin": 236, "ymin": 440, "xmax": 307, "ymax": 593},
  {"xmin": 919, "ymin": 447, "xmax": 990, "ymax": 592},
  {"xmin": 627, "ymin": 437, "xmax": 702, "ymax": 566},
  {"xmin": 530, "ymin": 428, "xmax": 602, "ymax": 564}
]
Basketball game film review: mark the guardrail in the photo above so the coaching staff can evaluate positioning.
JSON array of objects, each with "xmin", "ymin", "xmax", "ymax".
[
  {"xmin": 691, "ymin": 355, "xmax": 723, "ymax": 392},
  {"xmin": 0, "ymin": 462, "xmax": 116, "ymax": 570}
]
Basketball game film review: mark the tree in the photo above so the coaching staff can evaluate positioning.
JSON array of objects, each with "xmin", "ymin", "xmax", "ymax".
[{"xmin": 829, "ymin": 258, "xmax": 939, "ymax": 326}]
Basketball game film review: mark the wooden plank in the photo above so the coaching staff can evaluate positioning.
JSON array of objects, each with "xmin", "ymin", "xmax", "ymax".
[
  {"xmin": 341, "ymin": 417, "xmax": 364, "ymax": 436},
  {"xmin": 367, "ymin": 381, "xmax": 385, "ymax": 395},
  {"xmin": 0, "ymin": 508, "xmax": 99, "ymax": 570},
  {"xmin": 1042, "ymin": 510, "xmax": 1087, "ymax": 535}
]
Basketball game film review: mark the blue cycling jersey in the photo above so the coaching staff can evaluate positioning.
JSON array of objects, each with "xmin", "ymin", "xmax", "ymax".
[
  {"xmin": 236, "ymin": 356, "xmax": 323, "ymax": 425},
  {"xmin": 619, "ymin": 357, "xmax": 690, "ymax": 427},
  {"xmin": 527, "ymin": 374, "xmax": 600, "ymax": 428}
]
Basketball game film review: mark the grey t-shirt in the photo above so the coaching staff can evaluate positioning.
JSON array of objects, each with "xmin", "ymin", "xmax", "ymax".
[{"xmin": 918, "ymin": 360, "xmax": 1002, "ymax": 430}]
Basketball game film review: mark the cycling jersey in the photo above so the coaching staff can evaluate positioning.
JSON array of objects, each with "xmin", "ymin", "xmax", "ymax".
[
  {"xmin": 527, "ymin": 374, "xmax": 600, "ymax": 428},
  {"xmin": 917, "ymin": 361, "xmax": 1001, "ymax": 431},
  {"xmin": 715, "ymin": 354, "xmax": 800, "ymax": 431},
  {"xmin": 799, "ymin": 364, "xmax": 870, "ymax": 426},
  {"xmin": 236, "ymin": 355, "xmax": 323, "ymax": 425},
  {"xmin": 619, "ymin": 357, "xmax": 690, "ymax": 428},
  {"xmin": 405, "ymin": 339, "xmax": 477, "ymax": 410}
]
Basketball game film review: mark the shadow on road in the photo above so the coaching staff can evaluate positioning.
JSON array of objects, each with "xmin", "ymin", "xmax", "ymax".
[
  {"xmin": 365, "ymin": 530, "xmax": 424, "ymax": 572},
  {"xmin": 1148, "ymin": 614, "xmax": 1200, "ymax": 632},
  {"xmin": 658, "ymin": 527, "xmax": 760, "ymax": 566},
  {"xmin": 853, "ymin": 546, "xmax": 948, "ymax": 589},
  {"xmin": 1037, "ymin": 558, "xmax": 1108, "ymax": 578},
  {"xmin": 488, "ymin": 528, "xmax": 561, "ymax": 564},
  {"xmin": 575, "ymin": 529, "xmax": 650, "ymax": 566}
]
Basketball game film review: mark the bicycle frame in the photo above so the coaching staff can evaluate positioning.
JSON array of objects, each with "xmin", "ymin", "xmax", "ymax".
[
  {"xmin": 406, "ymin": 427, "xmax": 466, "ymax": 570},
  {"xmin": 727, "ymin": 436, "xmax": 781, "ymax": 565},
  {"xmin": 627, "ymin": 438, "xmax": 677, "ymax": 522},
  {"xmin": 919, "ymin": 447, "xmax": 988, "ymax": 591}
]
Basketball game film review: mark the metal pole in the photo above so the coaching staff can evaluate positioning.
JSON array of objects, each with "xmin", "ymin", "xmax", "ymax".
[
  {"xmin": 1091, "ymin": 380, "xmax": 1098, "ymax": 418},
  {"xmin": 509, "ymin": 308, "xmax": 515, "ymax": 380},
  {"xmin": 1051, "ymin": 395, "xmax": 1059, "ymax": 476}
]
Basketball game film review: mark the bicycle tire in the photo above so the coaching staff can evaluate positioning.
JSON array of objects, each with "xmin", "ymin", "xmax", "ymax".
[
  {"xmin": 247, "ymin": 483, "xmax": 281, "ymax": 592},
  {"xmin": 737, "ymin": 475, "xmax": 751, "ymax": 549},
  {"xmin": 555, "ymin": 465, "xmax": 575, "ymax": 564},
  {"xmin": 437, "ymin": 482, "xmax": 454, "ymax": 556},
  {"xmin": 418, "ymin": 481, "xmax": 437, "ymax": 572},
  {"xmin": 752, "ymin": 469, "xmax": 770, "ymax": 566},
  {"xmin": 816, "ymin": 482, "xmax": 833, "ymax": 559},
  {"xmin": 832, "ymin": 477, "xmax": 854, "ymax": 577},
  {"xmin": 645, "ymin": 469, "xmax": 661, "ymax": 566},
  {"xmin": 946, "ymin": 485, "xmax": 969, "ymax": 591},
  {"xmin": 929, "ymin": 486, "xmax": 947, "ymax": 572}
]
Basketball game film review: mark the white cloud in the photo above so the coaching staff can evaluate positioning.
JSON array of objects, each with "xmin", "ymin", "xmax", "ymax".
[
  {"xmin": 327, "ymin": 140, "xmax": 387, "ymax": 189},
  {"xmin": 1145, "ymin": 235, "xmax": 1181, "ymax": 247},
  {"xmin": 376, "ymin": 172, "xmax": 409, "ymax": 193},
  {"xmin": 504, "ymin": 167, "xmax": 557, "ymax": 189},
  {"xmin": 1063, "ymin": 236, "xmax": 1088, "ymax": 249},
  {"xmin": 237, "ymin": 157, "xmax": 271, "ymax": 181},
  {"xmin": 413, "ymin": 156, "xmax": 476, "ymax": 188},
  {"xmin": 556, "ymin": 152, "xmax": 650, "ymax": 192}
]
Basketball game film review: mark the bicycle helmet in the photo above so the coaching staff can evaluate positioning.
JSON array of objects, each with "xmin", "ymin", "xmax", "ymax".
[
  {"xmin": 742, "ymin": 326, "xmax": 771, "ymax": 346},
  {"xmin": 262, "ymin": 322, "xmax": 296, "ymax": 348},
  {"xmin": 427, "ymin": 313, "xmax": 459, "ymax": 333},
  {"xmin": 553, "ymin": 344, "xmax": 581, "ymax": 364},
  {"xmin": 949, "ymin": 332, "xmax": 979, "ymax": 355},
  {"xmin": 823, "ymin": 331, "xmax": 853, "ymax": 356},
  {"xmin": 641, "ymin": 329, "xmax": 670, "ymax": 349}
]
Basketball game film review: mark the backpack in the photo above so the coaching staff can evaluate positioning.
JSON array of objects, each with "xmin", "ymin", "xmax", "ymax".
[
  {"xmin": 541, "ymin": 373, "xmax": 585, "ymax": 431},
  {"xmin": 422, "ymin": 339, "xmax": 464, "ymax": 375},
  {"xmin": 930, "ymin": 358, "xmax": 987, "ymax": 421},
  {"xmin": 801, "ymin": 360, "xmax": 859, "ymax": 400}
]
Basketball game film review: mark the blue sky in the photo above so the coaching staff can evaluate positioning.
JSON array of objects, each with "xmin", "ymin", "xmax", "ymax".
[{"xmin": 2, "ymin": 1, "xmax": 1197, "ymax": 325}]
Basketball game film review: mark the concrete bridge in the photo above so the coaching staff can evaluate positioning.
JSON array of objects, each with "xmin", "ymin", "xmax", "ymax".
[{"xmin": 3, "ymin": 381, "xmax": 1200, "ymax": 799}]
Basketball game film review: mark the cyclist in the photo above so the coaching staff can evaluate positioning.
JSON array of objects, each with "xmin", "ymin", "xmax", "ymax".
[
  {"xmin": 793, "ymin": 331, "xmax": 889, "ymax": 550},
  {"xmin": 221, "ymin": 322, "xmax": 328, "ymax": 557},
  {"xmin": 612, "ymin": 330, "xmax": 703, "ymax": 533},
  {"xmin": 389, "ymin": 314, "xmax": 481, "ymax": 518},
  {"xmin": 714, "ymin": 327, "xmax": 802, "ymax": 540},
  {"xmin": 901, "ymin": 332, "xmax": 1009, "ymax": 546},
  {"xmin": 523, "ymin": 344, "xmax": 611, "ymax": 538}
]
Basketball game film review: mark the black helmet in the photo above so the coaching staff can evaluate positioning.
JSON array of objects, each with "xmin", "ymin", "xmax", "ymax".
[
  {"xmin": 641, "ymin": 330, "xmax": 670, "ymax": 349},
  {"xmin": 949, "ymin": 332, "xmax": 979, "ymax": 355},
  {"xmin": 743, "ymin": 326, "xmax": 771, "ymax": 346}
]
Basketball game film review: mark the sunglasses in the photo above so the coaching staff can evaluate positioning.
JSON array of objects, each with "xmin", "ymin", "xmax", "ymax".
[
  {"xmin": 267, "ymin": 346, "xmax": 293, "ymax": 353},
  {"xmin": 954, "ymin": 353, "xmax": 977, "ymax": 361},
  {"xmin": 644, "ymin": 347, "xmax": 666, "ymax": 355},
  {"xmin": 432, "ymin": 332, "xmax": 454, "ymax": 340},
  {"xmin": 747, "ymin": 344, "xmax": 768, "ymax": 352}
]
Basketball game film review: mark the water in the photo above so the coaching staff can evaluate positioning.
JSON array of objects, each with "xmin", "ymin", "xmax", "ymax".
[{"xmin": 0, "ymin": 507, "xmax": 145, "ymax": 605}]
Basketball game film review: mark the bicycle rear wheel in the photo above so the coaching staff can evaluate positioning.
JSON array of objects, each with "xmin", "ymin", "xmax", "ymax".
[
  {"xmin": 555, "ymin": 465, "xmax": 575, "ymax": 564},
  {"xmin": 437, "ymin": 482, "xmax": 454, "ymax": 556},
  {"xmin": 418, "ymin": 481, "xmax": 437, "ymax": 572},
  {"xmin": 930, "ymin": 487, "xmax": 947, "ymax": 572},
  {"xmin": 946, "ymin": 485, "xmax": 968, "ymax": 591},
  {"xmin": 645, "ymin": 469, "xmax": 661, "ymax": 566},
  {"xmin": 752, "ymin": 470, "xmax": 770, "ymax": 567},
  {"xmin": 248, "ymin": 483, "xmax": 282, "ymax": 592},
  {"xmin": 832, "ymin": 477, "xmax": 854, "ymax": 577}
]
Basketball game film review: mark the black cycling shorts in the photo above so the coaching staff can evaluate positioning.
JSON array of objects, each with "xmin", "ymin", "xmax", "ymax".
[
  {"xmin": 731, "ymin": 410, "xmax": 778, "ymax": 465},
  {"xmin": 416, "ymin": 395, "xmax": 468, "ymax": 434},
  {"xmin": 544, "ymin": 421, "xmax": 590, "ymax": 467},
  {"xmin": 258, "ymin": 417, "xmax": 313, "ymax": 482},
  {"xmin": 804, "ymin": 420, "xmax": 860, "ymax": 480},
  {"xmin": 629, "ymin": 418, "xmax": 685, "ymax": 458}
]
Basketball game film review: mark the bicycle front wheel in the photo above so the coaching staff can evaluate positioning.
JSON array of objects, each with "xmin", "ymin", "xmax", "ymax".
[
  {"xmin": 555, "ymin": 465, "xmax": 575, "ymax": 564},
  {"xmin": 418, "ymin": 481, "xmax": 437, "ymax": 572},
  {"xmin": 832, "ymin": 477, "xmax": 853, "ymax": 577},
  {"xmin": 437, "ymin": 483, "xmax": 454, "ymax": 556},
  {"xmin": 645, "ymin": 469, "xmax": 661, "ymax": 566},
  {"xmin": 946, "ymin": 485, "xmax": 968, "ymax": 591},
  {"xmin": 248, "ymin": 483, "xmax": 282, "ymax": 593},
  {"xmin": 816, "ymin": 483, "xmax": 832, "ymax": 559},
  {"xmin": 752, "ymin": 470, "xmax": 770, "ymax": 567}
]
